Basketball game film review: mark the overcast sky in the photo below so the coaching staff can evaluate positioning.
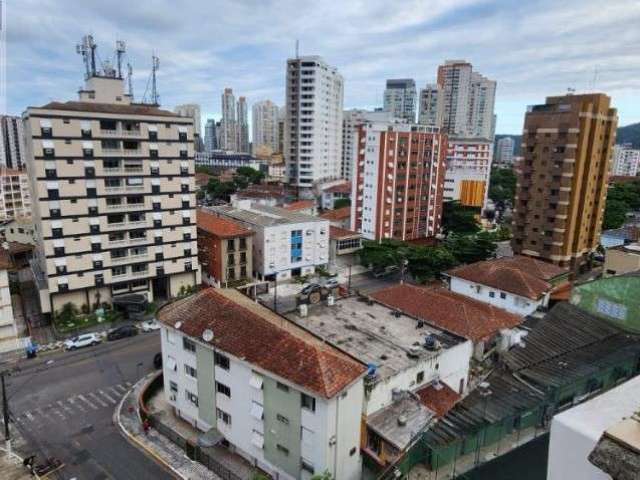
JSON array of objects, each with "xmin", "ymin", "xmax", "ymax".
[{"xmin": 4, "ymin": 0, "xmax": 640, "ymax": 133}]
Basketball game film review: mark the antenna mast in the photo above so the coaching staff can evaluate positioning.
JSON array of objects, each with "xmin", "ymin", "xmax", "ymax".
[
  {"xmin": 76, "ymin": 35, "xmax": 96, "ymax": 80},
  {"xmin": 116, "ymin": 40, "xmax": 126, "ymax": 79},
  {"xmin": 127, "ymin": 63, "xmax": 134, "ymax": 99},
  {"xmin": 151, "ymin": 54, "xmax": 160, "ymax": 105},
  {"xmin": 295, "ymin": 39, "xmax": 299, "ymax": 59}
]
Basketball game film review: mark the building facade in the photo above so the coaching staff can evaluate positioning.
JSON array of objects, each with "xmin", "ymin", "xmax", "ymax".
[
  {"xmin": 351, "ymin": 122, "xmax": 446, "ymax": 241},
  {"xmin": 158, "ymin": 288, "xmax": 366, "ymax": 480},
  {"xmin": 0, "ymin": 167, "xmax": 32, "ymax": 220},
  {"xmin": 220, "ymin": 88, "xmax": 237, "ymax": 152},
  {"xmin": 23, "ymin": 75, "xmax": 200, "ymax": 315},
  {"xmin": 495, "ymin": 136, "xmax": 515, "ymax": 166},
  {"xmin": 252, "ymin": 100, "xmax": 279, "ymax": 155},
  {"xmin": 611, "ymin": 143, "xmax": 640, "ymax": 177},
  {"xmin": 285, "ymin": 56, "xmax": 344, "ymax": 190},
  {"xmin": 0, "ymin": 115, "xmax": 26, "ymax": 170},
  {"xmin": 383, "ymin": 79, "xmax": 417, "ymax": 123},
  {"xmin": 209, "ymin": 201, "xmax": 330, "ymax": 281},
  {"xmin": 512, "ymin": 93, "xmax": 618, "ymax": 271},
  {"xmin": 174, "ymin": 104, "xmax": 202, "ymax": 151},
  {"xmin": 204, "ymin": 118, "xmax": 218, "ymax": 152},
  {"xmin": 418, "ymin": 84, "xmax": 443, "ymax": 128},
  {"xmin": 0, "ymin": 250, "xmax": 17, "ymax": 343},
  {"xmin": 443, "ymin": 137, "xmax": 493, "ymax": 208},
  {"xmin": 237, "ymin": 96, "xmax": 249, "ymax": 154}
]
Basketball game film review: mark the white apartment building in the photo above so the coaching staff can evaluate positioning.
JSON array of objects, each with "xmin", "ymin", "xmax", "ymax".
[
  {"xmin": 443, "ymin": 137, "xmax": 493, "ymax": 209},
  {"xmin": 252, "ymin": 100, "xmax": 279, "ymax": 155},
  {"xmin": 1, "ymin": 115, "xmax": 26, "ymax": 170},
  {"xmin": 418, "ymin": 84, "xmax": 443, "ymax": 128},
  {"xmin": 495, "ymin": 136, "xmax": 515, "ymax": 166},
  {"xmin": 437, "ymin": 60, "xmax": 496, "ymax": 139},
  {"xmin": 220, "ymin": 88, "xmax": 237, "ymax": 152},
  {"xmin": 383, "ymin": 79, "xmax": 417, "ymax": 123},
  {"xmin": 159, "ymin": 288, "xmax": 366, "ymax": 480},
  {"xmin": 209, "ymin": 200, "xmax": 329, "ymax": 281},
  {"xmin": 285, "ymin": 56, "xmax": 344, "ymax": 191},
  {"xmin": 237, "ymin": 96, "xmax": 249, "ymax": 154},
  {"xmin": 612, "ymin": 143, "xmax": 640, "ymax": 177},
  {"xmin": 341, "ymin": 109, "xmax": 395, "ymax": 181},
  {"xmin": 23, "ymin": 74, "xmax": 200, "ymax": 315},
  {"xmin": 0, "ymin": 168, "xmax": 32, "ymax": 220}
]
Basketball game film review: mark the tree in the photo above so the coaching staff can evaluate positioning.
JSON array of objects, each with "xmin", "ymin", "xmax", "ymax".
[
  {"xmin": 603, "ymin": 198, "xmax": 629, "ymax": 230},
  {"xmin": 602, "ymin": 180, "xmax": 640, "ymax": 230},
  {"xmin": 311, "ymin": 472, "xmax": 334, "ymax": 480},
  {"xmin": 406, "ymin": 246, "xmax": 457, "ymax": 282},
  {"xmin": 236, "ymin": 166, "xmax": 265, "ymax": 185},
  {"xmin": 333, "ymin": 198, "xmax": 351, "ymax": 209},
  {"xmin": 488, "ymin": 168, "xmax": 517, "ymax": 205},
  {"xmin": 442, "ymin": 201, "xmax": 480, "ymax": 236},
  {"xmin": 206, "ymin": 178, "xmax": 236, "ymax": 201},
  {"xmin": 358, "ymin": 239, "xmax": 406, "ymax": 270},
  {"xmin": 445, "ymin": 231, "xmax": 497, "ymax": 264}
]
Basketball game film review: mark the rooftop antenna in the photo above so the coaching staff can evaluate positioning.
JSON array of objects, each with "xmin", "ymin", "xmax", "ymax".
[
  {"xmin": 151, "ymin": 54, "xmax": 160, "ymax": 105},
  {"xmin": 295, "ymin": 39, "xmax": 299, "ymax": 59},
  {"xmin": 115, "ymin": 40, "xmax": 126, "ymax": 79},
  {"xmin": 126, "ymin": 63, "xmax": 134, "ymax": 99},
  {"xmin": 567, "ymin": 87, "xmax": 576, "ymax": 95},
  {"xmin": 590, "ymin": 65, "xmax": 599, "ymax": 91},
  {"xmin": 76, "ymin": 35, "xmax": 97, "ymax": 79}
]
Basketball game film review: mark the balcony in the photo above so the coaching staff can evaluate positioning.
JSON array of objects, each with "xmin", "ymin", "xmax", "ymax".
[
  {"xmin": 131, "ymin": 268, "xmax": 149, "ymax": 277},
  {"xmin": 99, "ymin": 128, "xmax": 143, "ymax": 138}
]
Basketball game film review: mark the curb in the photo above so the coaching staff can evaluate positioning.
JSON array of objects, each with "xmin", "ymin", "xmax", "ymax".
[
  {"xmin": 113, "ymin": 376, "xmax": 184, "ymax": 480},
  {"xmin": 0, "ymin": 446, "xmax": 41, "ymax": 479}
]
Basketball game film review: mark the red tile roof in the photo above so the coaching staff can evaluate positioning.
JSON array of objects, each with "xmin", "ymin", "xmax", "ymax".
[
  {"xmin": 35, "ymin": 101, "xmax": 184, "ymax": 118},
  {"xmin": 157, "ymin": 289, "xmax": 366, "ymax": 398},
  {"xmin": 446, "ymin": 255, "xmax": 568, "ymax": 300},
  {"xmin": 416, "ymin": 382, "xmax": 461, "ymax": 417},
  {"xmin": 0, "ymin": 249, "xmax": 13, "ymax": 270},
  {"xmin": 329, "ymin": 226, "xmax": 360, "ymax": 239},
  {"xmin": 320, "ymin": 206, "xmax": 351, "ymax": 221},
  {"xmin": 197, "ymin": 209, "xmax": 253, "ymax": 239},
  {"xmin": 284, "ymin": 200, "xmax": 316, "ymax": 211},
  {"xmin": 370, "ymin": 284, "xmax": 522, "ymax": 342},
  {"xmin": 195, "ymin": 172, "xmax": 213, "ymax": 187},
  {"xmin": 323, "ymin": 182, "xmax": 351, "ymax": 194}
]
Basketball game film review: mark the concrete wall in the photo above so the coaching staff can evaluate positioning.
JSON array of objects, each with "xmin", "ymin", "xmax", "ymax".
[{"xmin": 450, "ymin": 276, "xmax": 544, "ymax": 316}]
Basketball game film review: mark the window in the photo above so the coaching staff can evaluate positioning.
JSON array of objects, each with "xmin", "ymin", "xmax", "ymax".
[
  {"xmin": 185, "ymin": 390, "xmax": 198, "ymax": 406},
  {"xmin": 500, "ymin": 292, "xmax": 507, "ymax": 299},
  {"xmin": 276, "ymin": 444, "xmax": 289, "ymax": 456},
  {"xmin": 169, "ymin": 381, "xmax": 178, "ymax": 393},
  {"xmin": 489, "ymin": 291, "xmax": 495, "ymax": 298},
  {"xmin": 276, "ymin": 414, "xmax": 289, "ymax": 425},
  {"xmin": 277, "ymin": 382, "xmax": 289, "ymax": 392},
  {"xmin": 216, "ymin": 408, "xmax": 232, "ymax": 426},
  {"xmin": 215, "ymin": 352, "xmax": 230, "ymax": 370},
  {"xmin": 416, "ymin": 371, "xmax": 425, "ymax": 384},
  {"xmin": 216, "ymin": 382, "xmax": 231, "ymax": 397},
  {"xmin": 301, "ymin": 458, "xmax": 314, "ymax": 474},
  {"xmin": 301, "ymin": 393, "xmax": 316, "ymax": 412},
  {"xmin": 183, "ymin": 337, "xmax": 196, "ymax": 353},
  {"xmin": 184, "ymin": 364, "xmax": 197, "ymax": 378}
]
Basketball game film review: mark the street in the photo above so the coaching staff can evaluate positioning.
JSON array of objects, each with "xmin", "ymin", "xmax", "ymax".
[{"xmin": 6, "ymin": 332, "xmax": 173, "ymax": 480}]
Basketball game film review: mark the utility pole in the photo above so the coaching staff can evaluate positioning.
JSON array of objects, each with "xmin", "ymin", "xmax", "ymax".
[{"xmin": 1, "ymin": 369, "xmax": 10, "ymax": 453}]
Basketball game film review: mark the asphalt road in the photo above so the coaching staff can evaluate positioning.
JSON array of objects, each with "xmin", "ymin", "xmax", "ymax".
[{"xmin": 6, "ymin": 331, "xmax": 173, "ymax": 480}]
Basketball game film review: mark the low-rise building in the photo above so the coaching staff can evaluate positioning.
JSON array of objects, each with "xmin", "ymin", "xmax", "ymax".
[
  {"xmin": 329, "ymin": 226, "xmax": 362, "ymax": 261},
  {"xmin": 320, "ymin": 181, "xmax": 351, "ymax": 210},
  {"xmin": 445, "ymin": 255, "xmax": 569, "ymax": 316},
  {"xmin": 2, "ymin": 216, "xmax": 36, "ymax": 245},
  {"xmin": 209, "ymin": 201, "xmax": 329, "ymax": 281},
  {"xmin": 319, "ymin": 206, "xmax": 351, "ymax": 229},
  {"xmin": 600, "ymin": 225, "xmax": 640, "ymax": 249},
  {"xmin": 196, "ymin": 209, "xmax": 253, "ymax": 287},
  {"xmin": 283, "ymin": 200, "xmax": 317, "ymax": 216},
  {"xmin": 158, "ymin": 288, "xmax": 367, "ymax": 480},
  {"xmin": 604, "ymin": 243, "xmax": 640, "ymax": 276}
]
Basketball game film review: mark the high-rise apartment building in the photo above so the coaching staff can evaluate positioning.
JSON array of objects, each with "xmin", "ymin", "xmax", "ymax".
[
  {"xmin": 351, "ymin": 122, "xmax": 446, "ymax": 241},
  {"xmin": 204, "ymin": 118, "xmax": 218, "ymax": 152},
  {"xmin": 285, "ymin": 56, "xmax": 344, "ymax": 191},
  {"xmin": 443, "ymin": 138, "xmax": 493, "ymax": 209},
  {"xmin": 220, "ymin": 88, "xmax": 237, "ymax": 151},
  {"xmin": 277, "ymin": 106, "xmax": 285, "ymax": 154},
  {"xmin": 437, "ymin": 60, "xmax": 496, "ymax": 139},
  {"xmin": 174, "ymin": 104, "xmax": 202, "ymax": 138},
  {"xmin": 23, "ymin": 74, "xmax": 200, "ymax": 315},
  {"xmin": 342, "ymin": 109, "xmax": 395, "ymax": 181},
  {"xmin": 251, "ymin": 100, "xmax": 279, "ymax": 155},
  {"xmin": 418, "ymin": 84, "xmax": 443, "ymax": 128},
  {"xmin": 495, "ymin": 136, "xmax": 515, "ymax": 166},
  {"xmin": 383, "ymin": 79, "xmax": 417, "ymax": 123},
  {"xmin": 236, "ymin": 96, "xmax": 249, "ymax": 153},
  {"xmin": 0, "ymin": 167, "xmax": 32, "ymax": 220},
  {"xmin": 611, "ymin": 143, "xmax": 640, "ymax": 177},
  {"xmin": 1, "ymin": 115, "xmax": 26, "ymax": 170},
  {"xmin": 512, "ymin": 93, "xmax": 617, "ymax": 271}
]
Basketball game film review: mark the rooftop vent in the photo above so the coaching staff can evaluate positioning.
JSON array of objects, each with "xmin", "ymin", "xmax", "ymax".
[
  {"xmin": 424, "ymin": 334, "xmax": 441, "ymax": 351},
  {"xmin": 202, "ymin": 329, "xmax": 214, "ymax": 342},
  {"xmin": 397, "ymin": 415, "xmax": 407, "ymax": 427}
]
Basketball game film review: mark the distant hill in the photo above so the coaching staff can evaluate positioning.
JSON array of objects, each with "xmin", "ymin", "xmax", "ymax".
[
  {"xmin": 494, "ymin": 123, "xmax": 640, "ymax": 157},
  {"xmin": 616, "ymin": 123, "xmax": 640, "ymax": 148}
]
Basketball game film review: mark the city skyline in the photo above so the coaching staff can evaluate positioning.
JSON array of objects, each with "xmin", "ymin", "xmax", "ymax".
[{"xmin": 3, "ymin": 0, "xmax": 640, "ymax": 133}]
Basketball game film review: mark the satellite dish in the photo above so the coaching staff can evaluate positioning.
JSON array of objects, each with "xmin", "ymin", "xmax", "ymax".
[
  {"xmin": 175, "ymin": 321, "xmax": 183, "ymax": 329},
  {"xmin": 202, "ymin": 329, "xmax": 214, "ymax": 342}
]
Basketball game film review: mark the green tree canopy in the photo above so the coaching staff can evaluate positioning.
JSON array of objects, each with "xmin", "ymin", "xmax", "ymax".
[
  {"xmin": 488, "ymin": 168, "xmax": 517, "ymax": 204},
  {"xmin": 442, "ymin": 201, "xmax": 480, "ymax": 236},
  {"xmin": 602, "ymin": 180, "xmax": 640, "ymax": 230},
  {"xmin": 333, "ymin": 198, "xmax": 351, "ymax": 209},
  {"xmin": 235, "ymin": 166, "xmax": 265, "ymax": 185}
]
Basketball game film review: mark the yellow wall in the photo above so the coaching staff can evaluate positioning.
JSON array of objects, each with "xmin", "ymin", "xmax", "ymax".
[{"xmin": 460, "ymin": 180, "xmax": 486, "ymax": 207}]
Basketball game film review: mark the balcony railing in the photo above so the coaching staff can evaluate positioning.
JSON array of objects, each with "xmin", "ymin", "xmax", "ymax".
[{"xmin": 100, "ymin": 128, "xmax": 143, "ymax": 138}]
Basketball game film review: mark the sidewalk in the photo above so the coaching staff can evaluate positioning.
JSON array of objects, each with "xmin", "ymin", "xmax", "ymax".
[
  {"xmin": 0, "ymin": 449, "xmax": 33, "ymax": 480},
  {"xmin": 115, "ymin": 373, "xmax": 220, "ymax": 480}
]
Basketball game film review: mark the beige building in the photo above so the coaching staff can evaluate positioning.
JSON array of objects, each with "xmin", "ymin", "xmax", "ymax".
[
  {"xmin": 23, "ymin": 75, "xmax": 200, "ymax": 315},
  {"xmin": 3, "ymin": 216, "xmax": 36, "ymax": 245},
  {"xmin": 512, "ymin": 93, "xmax": 617, "ymax": 271},
  {"xmin": 604, "ymin": 243, "xmax": 640, "ymax": 277},
  {"xmin": 0, "ymin": 167, "xmax": 31, "ymax": 220}
]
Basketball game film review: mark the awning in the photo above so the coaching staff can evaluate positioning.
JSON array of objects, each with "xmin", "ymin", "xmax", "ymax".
[{"xmin": 197, "ymin": 428, "xmax": 224, "ymax": 448}]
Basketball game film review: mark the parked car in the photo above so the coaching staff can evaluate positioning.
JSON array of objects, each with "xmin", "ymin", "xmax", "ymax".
[
  {"xmin": 372, "ymin": 265, "xmax": 399, "ymax": 278},
  {"xmin": 107, "ymin": 324, "xmax": 138, "ymax": 341},
  {"xmin": 153, "ymin": 352, "xmax": 162, "ymax": 369},
  {"xmin": 324, "ymin": 278, "xmax": 340, "ymax": 289},
  {"xmin": 300, "ymin": 283, "xmax": 321, "ymax": 295},
  {"xmin": 141, "ymin": 319, "xmax": 161, "ymax": 333},
  {"xmin": 64, "ymin": 333, "xmax": 101, "ymax": 351}
]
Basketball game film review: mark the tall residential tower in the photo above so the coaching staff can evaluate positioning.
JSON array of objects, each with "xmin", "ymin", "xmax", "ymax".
[
  {"xmin": 383, "ymin": 79, "xmax": 417, "ymax": 123},
  {"xmin": 236, "ymin": 96, "xmax": 249, "ymax": 153},
  {"xmin": 252, "ymin": 100, "xmax": 279, "ymax": 155},
  {"xmin": 220, "ymin": 88, "xmax": 237, "ymax": 151}
]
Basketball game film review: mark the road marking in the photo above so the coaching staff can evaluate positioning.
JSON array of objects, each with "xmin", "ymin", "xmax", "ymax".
[
  {"xmin": 108, "ymin": 386, "xmax": 122, "ymax": 398},
  {"xmin": 50, "ymin": 408, "xmax": 65, "ymax": 420},
  {"xmin": 56, "ymin": 400, "xmax": 72, "ymax": 414},
  {"xmin": 99, "ymin": 389, "xmax": 117, "ymax": 404},
  {"xmin": 114, "ymin": 384, "xmax": 127, "ymax": 393},
  {"xmin": 80, "ymin": 394, "xmax": 101, "ymax": 410},
  {"xmin": 87, "ymin": 392, "xmax": 108, "ymax": 408},
  {"xmin": 68, "ymin": 396, "xmax": 86, "ymax": 412}
]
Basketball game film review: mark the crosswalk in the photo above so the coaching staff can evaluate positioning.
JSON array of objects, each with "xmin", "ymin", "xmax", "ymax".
[{"xmin": 14, "ymin": 382, "xmax": 132, "ymax": 425}]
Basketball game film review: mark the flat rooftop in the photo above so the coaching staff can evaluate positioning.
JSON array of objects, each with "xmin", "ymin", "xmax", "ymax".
[
  {"xmin": 209, "ymin": 203, "xmax": 326, "ymax": 228},
  {"xmin": 287, "ymin": 296, "xmax": 465, "ymax": 382}
]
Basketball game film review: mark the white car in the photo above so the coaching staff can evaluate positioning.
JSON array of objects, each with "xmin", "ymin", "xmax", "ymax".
[
  {"xmin": 141, "ymin": 319, "xmax": 161, "ymax": 333},
  {"xmin": 64, "ymin": 333, "xmax": 101, "ymax": 351},
  {"xmin": 324, "ymin": 278, "xmax": 340, "ymax": 289}
]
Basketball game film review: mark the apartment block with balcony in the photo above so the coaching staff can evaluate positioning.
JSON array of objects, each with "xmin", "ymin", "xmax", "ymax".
[
  {"xmin": 196, "ymin": 208, "xmax": 254, "ymax": 287},
  {"xmin": 351, "ymin": 122, "xmax": 446, "ymax": 241},
  {"xmin": 512, "ymin": 93, "xmax": 617, "ymax": 271},
  {"xmin": 0, "ymin": 167, "xmax": 31, "ymax": 220},
  {"xmin": 23, "ymin": 75, "xmax": 200, "ymax": 315},
  {"xmin": 443, "ymin": 137, "xmax": 493, "ymax": 209}
]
